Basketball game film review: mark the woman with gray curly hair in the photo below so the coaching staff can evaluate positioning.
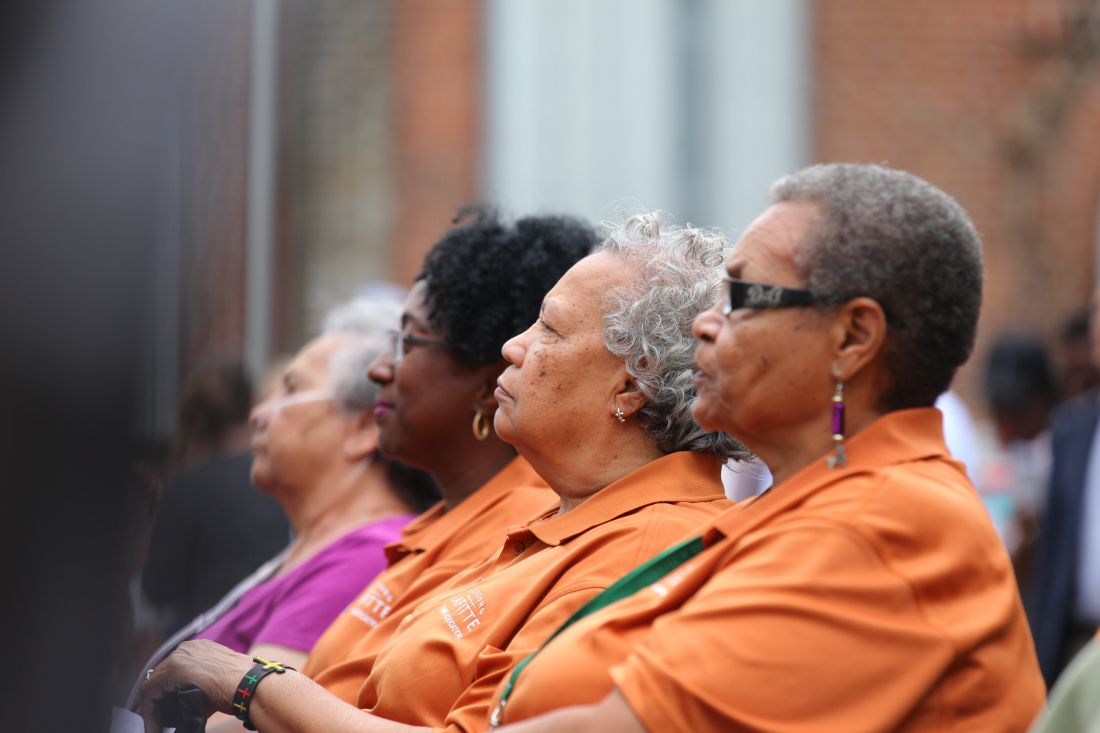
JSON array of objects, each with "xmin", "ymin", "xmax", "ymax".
[{"xmin": 140, "ymin": 213, "xmax": 743, "ymax": 733}]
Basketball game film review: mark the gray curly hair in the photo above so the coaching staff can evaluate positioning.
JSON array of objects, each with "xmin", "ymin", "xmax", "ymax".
[
  {"xmin": 597, "ymin": 212, "xmax": 748, "ymax": 463},
  {"xmin": 322, "ymin": 297, "xmax": 402, "ymax": 412},
  {"xmin": 770, "ymin": 163, "xmax": 983, "ymax": 410}
]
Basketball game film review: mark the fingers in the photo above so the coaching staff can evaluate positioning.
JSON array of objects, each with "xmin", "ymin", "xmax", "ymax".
[
  {"xmin": 138, "ymin": 672, "xmax": 166, "ymax": 733},
  {"xmin": 142, "ymin": 640, "xmax": 254, "ymax": 714}
]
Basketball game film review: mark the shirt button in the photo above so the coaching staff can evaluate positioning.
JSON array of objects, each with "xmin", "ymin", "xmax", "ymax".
[{"xmin": 513, "ymin": 541, "xmax": 525, "ymax": 554}]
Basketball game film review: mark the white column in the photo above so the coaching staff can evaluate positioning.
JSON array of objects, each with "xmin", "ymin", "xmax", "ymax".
[
  {"xmin": 484, "ymin": 0, "xmax": 809, "ymax": 235},
  {"xmin": 245, "ymin": 0, "xmax": 280, "ymax": 378}
]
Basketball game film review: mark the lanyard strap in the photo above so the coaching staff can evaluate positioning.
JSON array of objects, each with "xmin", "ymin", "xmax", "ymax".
[{"xmin": 489, "ymin": 534, "xmax": 705, "ymax": 727}]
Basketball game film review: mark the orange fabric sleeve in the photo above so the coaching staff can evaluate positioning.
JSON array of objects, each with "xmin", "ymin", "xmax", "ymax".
[{"xmin": 611, "ymin": 522, "xmax": 1032, "ymax": 732}]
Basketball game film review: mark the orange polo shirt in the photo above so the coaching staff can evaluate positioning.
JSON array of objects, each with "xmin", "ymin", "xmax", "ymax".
[
  {"xmin": 356, "ymin": 451, "xmax": 730, "ymax": 731},
  {"xmin": 302, "ymin": 456, "xmax": 555, "ymax": 699},
  {"xmin": 496, "ymin": 409, "xmax": 1045, "ymax": 732}
]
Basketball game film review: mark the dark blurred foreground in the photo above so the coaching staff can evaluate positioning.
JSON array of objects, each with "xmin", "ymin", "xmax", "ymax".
[{"xmin": 0, "ymin": 1, "xmax": 194, "ymax": 729}]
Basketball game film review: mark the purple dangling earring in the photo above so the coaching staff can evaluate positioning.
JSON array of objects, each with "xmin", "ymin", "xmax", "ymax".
[{"xmin": 826, "ymin": 378, "xmax": 847, "ymax": 470}]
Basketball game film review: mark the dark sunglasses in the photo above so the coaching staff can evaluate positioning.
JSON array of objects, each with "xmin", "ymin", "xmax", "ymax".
[{"xmin": 722, "ymin": 277, "xmax": 824, "ymax": 315}]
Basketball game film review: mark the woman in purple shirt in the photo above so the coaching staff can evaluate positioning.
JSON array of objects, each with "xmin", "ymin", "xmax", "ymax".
[{"xmin": 194, "ymin": 297, "xmax": 438, "ymax": 668}]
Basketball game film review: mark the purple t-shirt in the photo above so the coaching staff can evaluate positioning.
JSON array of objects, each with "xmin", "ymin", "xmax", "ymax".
[{"xmin": 195, "ymin": 515, "xmax": 412, "ymax": 653}]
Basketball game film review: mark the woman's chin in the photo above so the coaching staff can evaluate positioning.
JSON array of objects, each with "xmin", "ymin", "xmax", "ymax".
[
  {"xmin": 377, "ymin": 428, "xmax": 407, "ymax": 463},
  {"xmin": 250, "ymin": 465, "xmax": 274, "ymax": 492},
  {"xmin": 492, "ymin": 413, "xmax": 519, "ymax": 447},
  {"xmin": 691, "ymin": 398, "xmax": 725, "ymax": 433}
]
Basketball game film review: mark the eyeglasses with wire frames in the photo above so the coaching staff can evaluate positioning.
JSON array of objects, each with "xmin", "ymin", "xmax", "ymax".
[
  {"xmin": 722, "ymin": 277, "xmax": 824, "ymax": 315},
  {"xmin": 387, "ymin": 329, "xmax": 450, "ymax": 364}
]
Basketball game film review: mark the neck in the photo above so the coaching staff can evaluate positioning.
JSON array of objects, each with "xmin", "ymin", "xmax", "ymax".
[
  {"xmin": 281, "ymin": 458, "xmax": 409, "ymax": 554},
  {"xmin": 529, "ymin": 426, "xmax": 664, "ymax": 515},
  {"xmin": 430, "ymin": 437, "xmax": 518, "ymax": 511},
  {"xmin": 750, "ymin": 400, "xmax": 885, "ymax": 488}
]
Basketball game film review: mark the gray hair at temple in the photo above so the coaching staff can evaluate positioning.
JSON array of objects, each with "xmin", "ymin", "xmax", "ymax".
[
  {"xmin": 597, "ymin": 212, "xmax": 748, "ymax": 463},
  {"xmin": 770, "ymin": 163, "xmax": 983, "ymax": 410},
  {"xmin": 322, "ymin": 297, "xmax": 402, "ymax": 412}
]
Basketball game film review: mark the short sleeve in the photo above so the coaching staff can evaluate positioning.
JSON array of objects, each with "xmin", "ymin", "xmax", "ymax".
[
  {"xmin": 251, "ymin": 533, "xmax": 393, "ymax": 652},
  {"xmin": 611, "ymin": 523, "xmax": 955, "ymax": 733}
]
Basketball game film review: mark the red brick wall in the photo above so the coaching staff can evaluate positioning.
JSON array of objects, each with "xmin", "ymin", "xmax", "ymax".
[
  {"xmin": 390, "ymin": 0, "xmax": 483, "ymax": 286},
  {"xmin": 813, "ymin": 0, "xmax": 1100, "ymax": 406}
]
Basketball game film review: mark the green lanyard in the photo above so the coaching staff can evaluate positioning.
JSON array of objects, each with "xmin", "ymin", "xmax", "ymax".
[{"xmin": 488, "ymin": 535, "xmax": 706, "ymax": 728}]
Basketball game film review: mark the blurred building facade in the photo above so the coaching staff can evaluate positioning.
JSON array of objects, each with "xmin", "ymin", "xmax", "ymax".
[{"xmin": 153, "ymin": 0, "xmax": 1100, "ymax": 436}]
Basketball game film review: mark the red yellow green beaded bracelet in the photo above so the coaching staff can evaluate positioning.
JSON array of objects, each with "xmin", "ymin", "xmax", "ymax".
[{"xmin": 232, "ymin": 656, "xmax": 294, "ymax": 731}]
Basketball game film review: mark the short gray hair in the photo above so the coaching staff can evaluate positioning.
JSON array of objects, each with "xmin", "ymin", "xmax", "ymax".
[
  {"xmin": 322, "ymin": 297, "xmax": 401, "ymax": 412},
  {"xmin": 770, "ymin": 163, "xmax": 983, "ymax": 409},
  {"xmin": 597, "ymin": 212, "xmax": 748, "ymax": 463}
]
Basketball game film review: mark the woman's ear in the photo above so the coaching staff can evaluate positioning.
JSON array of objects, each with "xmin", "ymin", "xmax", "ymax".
[
  {"xmin": 611, "ymin": 375, "xmax": 648, "ymax": 420},
  {"xmin": 343, "ymin": 411, "xmax": 380, "ymax": 461},
  {"xmin": 832, "ymin": 296, "xmax": 888, "ymax": 381}
]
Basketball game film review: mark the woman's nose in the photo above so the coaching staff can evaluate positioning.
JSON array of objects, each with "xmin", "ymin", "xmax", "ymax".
[
  {"xmin": 367, "ymin": 351, "xmax": 394, "ymax": 385},
  {"xmin": 501, "ymin": 331, "xmax": 527, "ymax": 367},
  {"xmin": 250, "ymin": 400, "xmax": 272, "ymax": 429},
  {"xmin": 692, "ymin": 300, "xmax": 723, "ymax": 343}
]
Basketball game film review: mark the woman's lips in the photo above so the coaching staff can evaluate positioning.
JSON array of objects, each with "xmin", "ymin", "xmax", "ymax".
[
  {"xmin": 373, "ymin": 402, "xmax": 394, "ymax": 420},
  {"xmin": 494, "ymin": 381, "xmax": 513, "ymax": 402}
]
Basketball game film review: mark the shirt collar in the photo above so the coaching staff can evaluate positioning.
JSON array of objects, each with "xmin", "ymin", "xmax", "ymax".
[
  {"xmin": 385, "ymin": 455, "xmax": 546, "ymax": 561},
  {"xmin": 525, "ymin": 451, "xmax": 726, "ymax": 547},
  {"xmin": 705, "ymin": 407, "xmax": 951, "ymax": 544}
]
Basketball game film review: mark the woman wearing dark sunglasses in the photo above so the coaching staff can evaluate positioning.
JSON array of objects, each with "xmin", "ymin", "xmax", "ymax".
[{"xmin": 474, "ymin": 164, "xmax": 1045, "ymax": 732}]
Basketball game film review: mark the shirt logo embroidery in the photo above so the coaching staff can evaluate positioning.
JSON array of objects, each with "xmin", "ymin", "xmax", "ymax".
[
  {"xmin": 439, "ymin": 588, "xmax": 486, "ymax": 639},
  {"xmin": 349, "ymin": 581, "xmax": 395, "ymax": 628}
]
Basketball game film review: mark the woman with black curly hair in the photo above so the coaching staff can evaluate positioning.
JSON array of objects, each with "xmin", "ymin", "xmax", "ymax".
[{"xmin": 297, "ymin": 207, "xmax": 600, "ymax": 698}]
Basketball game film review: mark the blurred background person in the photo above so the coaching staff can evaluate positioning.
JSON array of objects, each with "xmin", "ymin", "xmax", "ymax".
[
  {"xmin": 935, "ymin": 388, "xmax": 984, "ymax": 482},
  {"xmin": 1032, "ymin": 287, "xmax": 1100, "ymax": 688},
  {"xmin": 1057, "ymin": 306, "xmax": 1099, "ymax": 402},
  {"xmin": 976, "ymin": 332, "xmax": 1059, "ymax": 590},
  {"xmin": 141, "ymin": 359, "xmax": 291, "ymax": 637}
]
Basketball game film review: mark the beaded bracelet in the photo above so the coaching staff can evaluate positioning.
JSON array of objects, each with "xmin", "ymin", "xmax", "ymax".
[{"xmin": 232, "ymin": 656, "xmax": 294, "ymax": 731}]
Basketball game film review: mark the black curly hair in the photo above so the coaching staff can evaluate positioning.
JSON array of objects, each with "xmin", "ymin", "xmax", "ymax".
[{"xmin": 417, "ymin": 205, "xmax": 598, "ymax": 366}]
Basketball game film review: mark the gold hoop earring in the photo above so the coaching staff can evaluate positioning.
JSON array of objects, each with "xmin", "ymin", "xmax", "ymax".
[{"xmin": 472, "ymin": 410, "xmax": 491, "ymax": 441}]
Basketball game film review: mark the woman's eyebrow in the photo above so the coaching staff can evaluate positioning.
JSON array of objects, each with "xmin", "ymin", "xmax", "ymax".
[
  {"xmin": 401, "ymin": 313, "xmax": 431, "ymax": 331},
  {"xmin": 539, "ymin": 299, "xmax": 563, "ymax": 325}
]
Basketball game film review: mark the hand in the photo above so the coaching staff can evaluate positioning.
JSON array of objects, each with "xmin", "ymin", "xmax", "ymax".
[{"xmin": 139, "ymin": 640, "xmax": 253, "ymax": 732}]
